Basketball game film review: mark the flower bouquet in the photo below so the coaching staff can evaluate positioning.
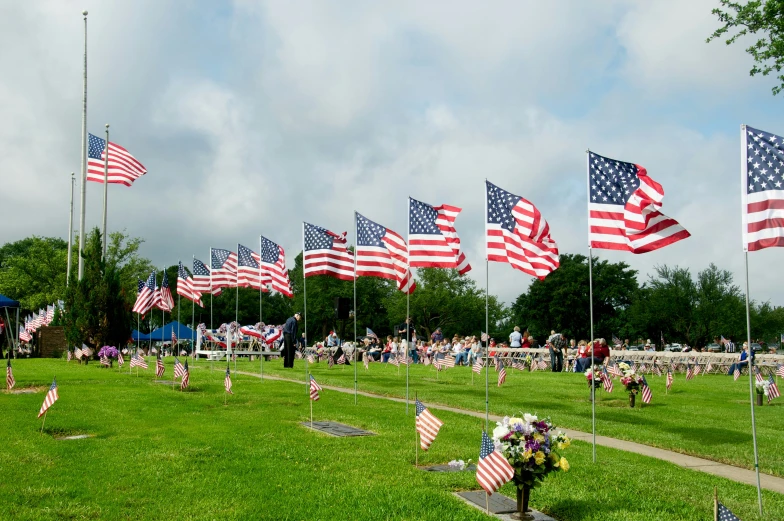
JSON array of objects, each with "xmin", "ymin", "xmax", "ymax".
[
  {"xmin": 584, "ymin": 365, "xmax": 603, "ymax": 390},
  {"xmin": 756, "ymin": 381, "xmax": 770, "ymax": 405},
  {"xmin": 617, "ymin": 362, "xmax": 644, "ymax": 407},
  {"xmin": 97, "ymin": 346, "xmax": 119, "ymax": 368},
  {"xmin": 492, "ymin": 414, "xmax": 571, "ymax": 519}
]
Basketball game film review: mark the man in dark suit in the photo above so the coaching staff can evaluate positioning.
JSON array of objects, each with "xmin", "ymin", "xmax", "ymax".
[{"xmin": 282, "ymin": 312, "xmax": 301, "ymax": 368}]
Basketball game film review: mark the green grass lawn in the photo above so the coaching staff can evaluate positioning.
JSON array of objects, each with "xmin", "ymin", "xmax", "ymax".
[
  {"xmin": 245, "ymin": 356, "xmax": 784, "ymax": 477},
  {"xmin": 0, "ymin": 358, "xmax": 781, "ymax": 521}
]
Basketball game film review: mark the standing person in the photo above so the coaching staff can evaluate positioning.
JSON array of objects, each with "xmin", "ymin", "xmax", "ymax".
[
  {"xmin": 282, "ymin": 312, "xmax": 301, "ymax": 368},
  {"xmin": 397, "ymin": 317, "xmax": 417, "ymax": 363},
  {"xmin": 548, "ymin": 332, "xmax": 566, "ymax": 372},
  {"xmin": 431, "ymin": 327, "xmax": 444, "ymax": 344},
  {"xmin": 509, "ymin": 326, "xmax": 522, "ymax": 348}
]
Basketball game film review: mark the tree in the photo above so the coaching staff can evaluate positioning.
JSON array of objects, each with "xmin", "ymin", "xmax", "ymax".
[
  {"xmin": 0, "ymin": 237, "xmax": 69, "ymax": 310},
  {"xmin": 106, "ymin": 231, "xmax": 155, "ymax": 307},
  {"xmin": 708, "ymin": 0, "xmax": 784, "ymax": 95},
  {"xmin": 510, "ymin": 254, "xmax": 639, "ymax": 341}
]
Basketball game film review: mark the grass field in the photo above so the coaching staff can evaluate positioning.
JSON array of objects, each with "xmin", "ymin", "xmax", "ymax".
[
  {"xmin": 249, "ymin": 356, "xmax": 784, "ymax": 477},
  {"xmin": 1, "ymin": 358, "xmax": 782, "ymax": 521}
]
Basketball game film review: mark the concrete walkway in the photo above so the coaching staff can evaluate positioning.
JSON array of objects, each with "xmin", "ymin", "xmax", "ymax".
[{"xmin": 234, "ymin": 370, "xmax": 784, "ymax": 494}]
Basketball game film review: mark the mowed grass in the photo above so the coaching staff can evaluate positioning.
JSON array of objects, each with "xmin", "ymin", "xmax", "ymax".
[
  {"xmin": 249, "ymin": 357, "xmax": 784, "ymax": 477},
  {"xmin": 0, "ymin": 359, "xmax": 781, "ymax": 521}
]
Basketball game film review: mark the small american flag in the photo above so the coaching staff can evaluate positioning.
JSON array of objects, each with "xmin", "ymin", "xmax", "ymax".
[
  {"xmin": 601, "ymin": 369, "xmax": 614, "ymax": 393},
  {"xmin": 100, "ymin": 355, "xmax": 110, "ymax": 367},
  {"xmin": 399, "ymin": 356, "xmax": 411, "ymax": 366},
  {"xmin": 441, "ymin": 355, "xmax": 456, "ymax": 369},
  {"xmin": 742, "ymin": 125, "xmax": 784, "ymax": 251},
  {"xmin": 295, "ymin": 350, "xmax": 303, "ymax": 360},
  {"xmin": 74, "ymin": 346, "xmax": 83, "ymax": 359},
  {"xmin": 588, "ymin": 151, "xmax": 690, "ymax": 253},
  {"xmin": 705, "ymin": 362, "xmax": 714, "ymax": 373},
  {"xmin": 328, "ymin": 355, "xmax": 335, "ymax": 369},
  {"xmin": 476, "ymin": 431, "xmax": 514, "ymax": 495},
  {"xmin": 639, "ymin": 363, "xmax": 647, "ymax": 373},
  {"xmin": 408, "ymin": 197, "xmax": 471, "ymax": 274},
  {"xmin": 130, "ymin": 355, "xmax": 148, "ymax": 369},
  {"xmin": 224, "ymin": 367, "xmax": 233, "ymax": 395},
  {"xmin": 497, "ymin": 363, "xmax": 507, "ymax": 387},
  {"xmin": 686, "ymin": 365, "xmax": 695, "ymax": 380},
  {"xmin": 415, "ymin": 400, "xmax": 443, "ymax": 450},
  {"xmin": 309, "ymin": 375, "xmax": 322, "ymax": 401},
  {"xmin": 432, "ymin": 358, "xmax": 442, "ymax": 371},
  {"xmin": 156, "ymin": 356, "xmax": 165, "ymax": 378},
  {"xmin": 388, "ymin": 355, "xmax": 399, "ymax": 367},
  {"xmin": 355, "ymin": 212, "xmax": 416, "ymax": 293},
  {"xmin": 652, "ymin": 364, "xmax": 662, "ymax": 377},
  {"xmin": 717, "ymin": 502, "xmax": 741, "ymax": 521},
  {"xmin": 363, "ymin": 354, "xmax": 369, "ymax": 370},
  {"xmin": 666, "ymin": 369, "xmax": 673, "ymax": 390},
  {"xmin": 693, "ymin": 364, "xmax": 701, "ymax": 377},
  {"xmin": 303, "ymin": 222, "xmax": 354, "ymax": 281},
  {"xmin": 538, "ymin": 359, "xmax": 548, "ymax": 371},
  {"xmin": 173, "ymin": 358, "xmax": 185, "ymax": 379},
  {"xmin": 336, "ymin": 354, "xmax": 346, "ymax": 365},
  {"xmin": 776, "ymin": 364, "xmax": 784, "ymax": 378},
  {"xmin": 493, "ymin": 353, "xmax": 501, "ymax": 372},
  {"xmin": 306, "ymin": 354, "xmax": 315, "ymax": 364},
  {"xmin": 755, "ymin": 367, "xmax": 764, "ymax": 384},
  {"xmin": 641, "ymin": 376, "xmax": 652, "ymax": 404},
  {"xmin": 66, "ymin": 350, "xmax": 72, "ymax": 362},
  {"xmin": 512, "ymin": 360, "xmax": 526, "ymax": 371},
  {"xmin": 37, "ymin": 378, "xmax": 59, "ymax": 418},
  {"xmin": 734, "ymin": 367, "xmax": 741, "ymax": 381},
  {"xmin": 423, "ymin": 355, "xmax": 431, "ymax": 366},
  {"xmin": 767, "ymin": 376, "xmax": 780, "ymax": 402},
  {"xmin": 180, "ymin": 360, "xmax": 190, "ymax": 389},
  {"xmin": 118, "ymin": 352, "xmax": 124, "ymax": 367},
  {"xmin": 6, "ymin": 357, "xmax": 15, "ymax": 390},
  {"xmin": 472, "ymin": 357, "xmax": 484, "ymax": 374},
  {"xmin": 86, "ymin": 133, "xmax": 147, "ymax": 186}
]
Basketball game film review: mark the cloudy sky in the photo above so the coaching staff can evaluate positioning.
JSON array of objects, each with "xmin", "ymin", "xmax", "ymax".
[{"xmin": 2, "ymin": 0, "xmax": 782, "ymax": 306}]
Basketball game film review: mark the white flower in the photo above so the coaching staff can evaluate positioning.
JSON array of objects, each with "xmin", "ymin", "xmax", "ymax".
[
  {"xmin": 524, "ymin": 413, "xmax": 538, "ymax": 424},
  {"xmin": 493, "ymin": 423, "xmax": 510, "ymax": 441}
]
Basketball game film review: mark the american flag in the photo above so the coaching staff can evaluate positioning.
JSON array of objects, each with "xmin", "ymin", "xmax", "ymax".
[
  {"xmin": 693, "ymin": 364, "xmax": 701, "ymax": 377},
  {"xmin": 588, "ymin": 151, "xmax": 690, "ymax": 253},
  {"xmin": 19, "ymin": 326, "xmax": 32, "ymax": 343},
  {"xmin": 263, "ymin": 326, "xmax": 282, "ymax": 345},
  {"xmin": 441, "ymin": 355, "xmax": 456, "ymax": 369},
  {"xmin": 494, "ymin": 353, "xmax": 501, "ymax": 372},
  {"xmin": 239, "ymin": 325, "xmax": 261, "ymax": 339},
  {"xmin": 612, "ymin": 334, "xmax": 622, "ymax": 346},
  {"xmin": 388, "ymin": 355, "xmax": 399, "ymax": 367},
  {"xmin": 776, "ymin": 364, "xmax": 784, "ymax": 378},
  {"xmin": 666, "ymin": 369, "xmax": 673, "ymax": 390},
  {"xmin": 130, "ymin": 354, "xmax": 148, "ymax": 369},
  {"xmin": 408, "ymin": 198, "xmax": 471, "ymax": 274},
  {"xmin": 307, "ymin": 354, "xmax": 315, "ymax": 364},
  {"xmin": 37, "ymin": 378, "xmax": 59, "ymax": 418},
  {"xmin": 180, "ymin": 360, "xmax": 190, "ymax": 389},
  {"xmin": 363, "ymin": 354, "xmax": 369, "ymax": 370},
  {"xmin": 755, "ymin": 367, "xmax": 764, "ymax": 384},
  {"xmin": 686, "ymin": 365, "xmax": 695, "ymax": 380},
  {"xmin": 132, "ymin": 272, "xmax": 160, "ymax": 316},
  {"xmin": 476, "ymin": 431, "xmax": 514, "ymax": 495},
  {"xmin": 734, "ymin": 366, "xmax": 741, "ymax": 381},
  {"xmin": 512, "ymin": 360, "xmax": 526, "ymax": 371},
  {"xmin": 355, "ymin": 212, "xmax": 416, "ymax": 293},
  {"xmin": 86, "ymin": 133, "xmax": 147, "ymax": 186},
  {"xmin": 652, "ymin": 364, "xmax": 662, "ymax": 377},
  {"xmin": 100, "ymin": 354, "xmax": 110, "ymax": 366},
  {"xmin": 173, "ymin": 357, "xmax": 185, "ymax": 379},
  {"xmin": 423, "ymin": 355, "xmax": 431, "ymax": 366},
  {"xmin": 211, "ymin": 249, "xmax": 238, "ymax": 290},
  {"xmin": 472, "ymin": 357, "xmax": 484, "ymax": 374},
  {"xmin": 6, "ymin": 357, "xmax": 14, "ymax": 390},
  {"xmin": 717, "ymin": 502, "xmax": 741, "ymax": 521},
  {"xmin": 46, "ymin": 305, "xmax": 54, "ymax": 324},
  {"xmin": 415, "ymin": 400, "xmax": 444, "ymax": 450},
  {"xmin": 309, "ymin": 375, "xmax": 322, "ymax": 401},
  {"xmin": 158, "ymin": 269, "xmax": 174, "ymax": 312},
  {"xmin": 399, "ymin": 355, "xmax": 412, "ymax": 366},
  {"xmin": 328, "ymin": 355, "xmax": 335, "ymax": 369},
  {"xmin": 497, "ymin": 363, "xmax": 507, "ymax": 387},
  {"xmin": 641, "ymin": 376, "xmax": 652, "ymax": 404},
  {"xmin": 177, "ymin": 262, "xmax": 203, "ymax": 307},
  {"xmin": 601, "ymin": 369, "xmax": 614, "ymax": 393},
  {"xmin": 768, "ymin": 376, "xmax": 780, "ymax": 402},
  {"xmin": 172, "ymin": 329, "xmax": 177, "ymax": 346},
  {"xmin": 336, "ymin": 354, "xmax": 346, "ymax": 365},
  {"xmin": 705, "ymin": 362, "xmax": 714, "ymax": 373},
  {"xmin": 74, "ymin": 346, "xmax": 83, "ymax": 359},
  {"xmin": 485, "ymin": 180, "xmax": 559, "ymax": 280},
  {"xmin": 303, "ymin": 222, "xmax": 354, "ymax": 281},
  {"xmin": 538, "ymin": 359, "xmax": 548, "ymax": 371},
  {"xmin": 237, "ymin": 243, "xmax": 264, "ymax": 290},
  {"xmin": 118, "ymin": 351, "xmax": 124, "ymax": 367},
  {"xmin": 67, "ymin": 349, "xmax": 72, "ymax": 362},
  {"xmin": 224, "ymin": 367, "xmax": 233, "ymax": 395},
  {"xmin": 742, "ymin": 125, "xmax": 784, "ymax": 251},
  {"xmin": 259, "ymin": 236, "xmax": 294, "ymax": 297},
  {"xmin": 156, "ymin": 355, "xmax": 165, "ymax": 378},
  {"xmin": 192, "ymin": 258, "xmax": 221, "ymax": 296}
]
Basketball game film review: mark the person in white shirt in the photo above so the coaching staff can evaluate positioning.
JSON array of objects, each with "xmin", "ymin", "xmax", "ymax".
[
  {"xmin": 390, "ymin": 338, "xmax": 399, "ymax": 358},
  {"xmin": 452, "ymin": 338, "xmax": 466, "ymax": 365},
  {"xmin": 509, "ymin": 326, "xmax": 522, "ymax": 347}
]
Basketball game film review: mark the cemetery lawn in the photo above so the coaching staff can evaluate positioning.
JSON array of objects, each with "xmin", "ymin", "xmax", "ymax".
[
  {"xmin": 0, "ymin": 359, "xmax": 781, "ymax": 521},
  {"xmin": 252, "ymin": 358, "xmax": 784, "ymax": 477}
]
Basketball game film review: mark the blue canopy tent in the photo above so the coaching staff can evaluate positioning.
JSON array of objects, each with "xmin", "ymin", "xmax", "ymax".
[
  {"xmin": 131, "ymin": 330, "xmax": 148, "ymax": 341},
  {"xmin": 0, "ymin": 294, "xmax": 21, "ymax": 359},
  {"xmin": 146, "ymin": 321, "xmax": 195, "ymax": 342}
]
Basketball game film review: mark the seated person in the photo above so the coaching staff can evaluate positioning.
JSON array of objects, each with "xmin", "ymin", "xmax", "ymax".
[
  {"xmin": 452, "ymin": 338, "xmax": 467, "ymax": 365},
  {"xmin": 382, "ymin": 336, "xmax": 393, "ymax": 363},
  {"xmin": 727, "ymin": 342, "xmax": 753, "ymax": 375}
]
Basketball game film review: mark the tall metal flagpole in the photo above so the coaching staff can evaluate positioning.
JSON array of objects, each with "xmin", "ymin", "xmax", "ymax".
[
  {"xmin": 209, "ymin": 248, "xmax": 213, "ymax": 330},
  {"xmin": 67, "ymin": 173, "xmax": 75, "ymax": 285},
  {"xmin": 353, "ymin": 212, "xmax": 358, "ymax": 405},
  {"xmin": 259, "ymin": 235, "xmax": 263, "ymax": 378},
  {"xmin": 101, "ymin": 123, "xmax": 109, "ymax": 258},
  {"xmin": 77, "ymin": 10, "xmax": 88, "ymax": 280},
  {"xmin": 740, "ymin": 124, "xmax": 763, "ymax": 516},
  {"xmin": 234, "ymin": 244, "xmax": 239, "ymax": 366},
  {"xmin": 406, "ymin": 198, "xmax": 410, "ymax": 415},
  {"xmin": 484, "ymin": 180, "xmax": 490, "ymax": 432},
  {"xmin": 303, "ymin": 223, "xmax": 309, "ymax": 390},
  {"xmin": 586, "ymin": 149, "xmax": 596, "ymax": 464},
  {"xmin": 191, "ymin": 255, "xmax": 196, "ymax": 362}
]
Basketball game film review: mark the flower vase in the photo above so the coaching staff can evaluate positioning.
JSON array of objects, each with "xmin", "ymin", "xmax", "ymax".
[
  {"xmin": 511, "ymin": 482, "xmax": 533, "ymax": 520},
  {"xmin": 629, "ymin": 393, "xmax": 636, "ymax": 408},
  {"xmin": 756, "ymin": 393, "xmax": 763, "ymax": 406}
]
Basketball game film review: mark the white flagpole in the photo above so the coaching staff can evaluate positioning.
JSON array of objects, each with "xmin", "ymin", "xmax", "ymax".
[
  {"xmin": 191, "ymin": 255, "xmax": 196, "ymax": 362},
  {"xmin": 303, "ymin": 222, "xmax": 309, "ymax": 391},
  {"xmin": 587, "ymin": 149, "xmax": 596, "ymax": 464},
  {"xmin": 101, "ymin": 123, "xmax": 109, "ymax": 258},
  {"xmin": 209, "ymin": 248, "xmax": 214, "ymax": 372},
  {"xmin": 406, "ymin": 198, "xmax": 411, "ymax": 415},
  {"xmin": 77, "ymin": 10, "xmax": 88, "ymax": 280},
  {"xmin": 484, "ymin": 180, "xmax": 490, "ymax": 432},
  {"xmin": 67, "ymin": 173, "xmax": 75, "ymax": 285},
  {"xmin": 353, "ymin": 211, "xmax": 358, "ymax": 405},
  {"xmin": 741, "ymin": 124, "xmax": 763, "ymax": 516},
  {"xmin": 259, "ymin": 235, "xmax": 263, "ymax": 378}
]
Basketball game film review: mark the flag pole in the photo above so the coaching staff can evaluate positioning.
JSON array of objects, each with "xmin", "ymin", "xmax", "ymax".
[
  {"xmin": 303, "ymin": 223, "xmax": 309, "ymax": 393},
  {"xmin": 209, "ymin": 248, "xmax": 214, "ymax": 372},
  {"xmin": 741, "ymin": 124, "xmax": 763, "ymax": 516},
  {"xmin": 101, "ymin": 123, "xmax": 109, "ymax": 258},
  {"xmin": 67, "ymin": 173, "xmax": 75, "ymax": 286},
  {"xmin": 586, "ymin": 149, "xmax": 596, "ymax": 464},
  {"xmin": 415, "ymin": 391, "xmax": 419, "ymax": 467},
  {"xmin": 309, "ymin": 373, "xmax": 313, "ymax": 429},
  {"xmin": 406, "ymin": 198, "xmax": 410, "ymax": 415},
  {"xmin": 191, "ymin": 255, "xmax": 196, "ymax": 363},
  {"xmin": 484, "ymin": 178, "xmax": 490, "ymax": 432},
  {"xmin": 40, "ymin": 410, "xmax": 48, "ymax": 434},
  {"xmin": 259, "ymin": 235, "xmax": 263, "ymax": 371},
  {"xmin": 161, "ymin": 266, "xmax": 165, "ymax": 363},
  {"xmin": 713, "ymin": 486, "xmax": 718, "ymax": 521},
  {"xmin": 77, "ymin": 10, "xmax": 88, "ymax": 281},
  {"xmin": 353, "ymin": 211, "xmax": 358, "ymax": 405}
]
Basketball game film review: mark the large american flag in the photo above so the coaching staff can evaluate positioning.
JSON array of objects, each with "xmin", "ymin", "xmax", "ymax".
[
  {"xmin": 158, "ymin": 269, "xmax": 174, "ymax": 312},
  {"xmin": 476, "ymin": 431, "xmax": 514, "ymax": 495},
  {"xmin": 259, "ymin": 236, "xmax": 294, "ymax": 297},
  {"xmin": 415, "ymin": 400, "xmax": 444, "ymax": 450},
  {"xmin": 355, "ymin": 212, "xmax": 416, "ymax": 293},
  {"xmin": 486, "ymin": 180, "xmax": 559, "ymax": 280},
  {"xmin": 86, "ymin": 133, "xmax": 147, "ymax": 186},
  {"xmin": 211, "ymin": 249, "xmax": 238, "ymax": 290},
  {"xmin": 309, "ymin": 374, "xmax": 322, "ymax": 401},
  {"xmin": 742, "ymin": 125, "xmax": 784, "ymax": 251},
  {"xmin": 303, "ymin": 222, "xmax": 354, "ymax": 281},
  {"xmin": 176, "ymin": 261, "xmax": 203, "ymax": 307},
  {"xmin": 37, "ymin": 378, "xmax": 59, "ymax": 418},
  {"xmin": 224, "ymin": 367, "xmax": 233, "ymax": 395},
  {"xmin": 237, "ymin": 243, "xmax": 264, "ymax": 290},
  {"xmin": 6, "ymin": 357, "xmax": 14, "ymax": 390},
  {"xmin": 132, "ymin": 272, "xmax": 160, "ymax": 316},
  {"xmin": 408, "ymin": 198, "xmax": 471, "ymax": 274},
  {"xmin": 192, "ymin": 258, "xmax": 221, "ymax": 296},
  {"xmin": 588, "ymin": 151, "xmax": 690, "ymax": 253}
]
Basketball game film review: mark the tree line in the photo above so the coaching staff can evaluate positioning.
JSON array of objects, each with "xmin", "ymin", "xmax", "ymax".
[{"xmin": 1, "ymin": 235, "xmax": 781, "ymax": 350}]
